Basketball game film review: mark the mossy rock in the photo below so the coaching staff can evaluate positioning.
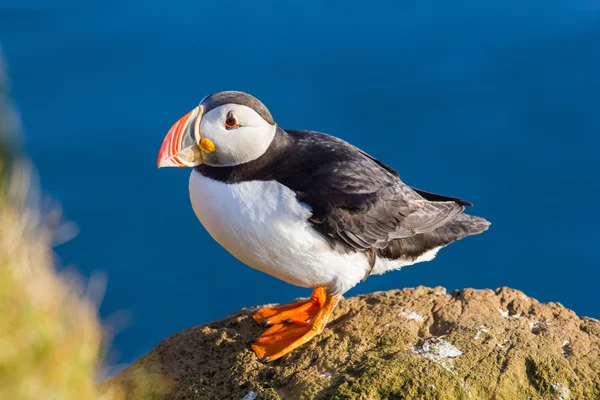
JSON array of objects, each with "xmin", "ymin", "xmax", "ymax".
[{"xmin": 109, "ymin": 287, "xmax": 600, "ymax": 399}]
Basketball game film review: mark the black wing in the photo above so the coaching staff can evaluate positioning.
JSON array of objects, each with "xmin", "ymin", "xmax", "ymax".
[{"xmin": 276, "ymin": 131, "xmax": 467, "ymax": 251}]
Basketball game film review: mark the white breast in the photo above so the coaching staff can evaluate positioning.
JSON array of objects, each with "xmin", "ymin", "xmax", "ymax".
[{"xmin": 188, "ymin": 171, "xmax": 369, "ymax": 294}]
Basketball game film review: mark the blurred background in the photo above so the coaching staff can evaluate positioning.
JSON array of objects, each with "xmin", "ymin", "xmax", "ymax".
[{"xmin": 1, "ymin": 0, "xmax": 598, "ymax": 371}]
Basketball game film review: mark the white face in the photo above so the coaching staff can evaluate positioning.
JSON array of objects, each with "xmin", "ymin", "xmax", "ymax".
[{"xmin": 199, "ymin": 103, "xmax": 277, "ymax": 167}]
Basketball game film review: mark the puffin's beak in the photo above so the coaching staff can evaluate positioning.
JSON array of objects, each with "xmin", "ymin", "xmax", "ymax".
[{"xmin": 157, "ymin": 105, "xmax": 216, "ymax": 168}]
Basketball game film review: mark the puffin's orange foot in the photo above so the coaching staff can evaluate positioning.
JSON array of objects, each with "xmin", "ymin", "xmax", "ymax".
[
  {"xmin": 251, "ymin": 288, "xmax": 340, "ymax": 362},
  {"xmin": 252, "ymin": 287, "xmax": 326, "ymax": 326},
  {"xmin": 251, "ymin": 322, "xmax": 319, "ymax": 362}
]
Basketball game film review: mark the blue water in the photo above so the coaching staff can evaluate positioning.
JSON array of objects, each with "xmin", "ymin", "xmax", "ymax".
[{"xmin": 1, "ymin": 1, "xmax": 599, "ymax": 366}]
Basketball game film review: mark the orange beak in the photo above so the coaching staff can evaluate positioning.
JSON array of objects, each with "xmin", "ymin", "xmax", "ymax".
[{"xmin": 157, "ymin": 106, "xmax": 214, "ymax": 168}]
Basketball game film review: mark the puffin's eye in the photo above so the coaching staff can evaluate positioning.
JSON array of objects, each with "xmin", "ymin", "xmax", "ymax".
[{"xmin": 224, "ymin": 112, "xmax": 239, "ymax": 129}]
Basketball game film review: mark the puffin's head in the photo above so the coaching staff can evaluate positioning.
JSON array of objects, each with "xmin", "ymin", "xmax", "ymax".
[{"xmin": 157, "ymin": 91, "xmax": 276, "ymax": 168}]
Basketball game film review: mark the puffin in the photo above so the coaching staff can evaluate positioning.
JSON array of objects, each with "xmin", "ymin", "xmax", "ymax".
[{"xmin": 157, "ymin": 91, "xmax": 490, "ymax": 362}]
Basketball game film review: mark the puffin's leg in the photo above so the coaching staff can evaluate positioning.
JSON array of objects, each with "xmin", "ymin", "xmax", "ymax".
[
  {"xmin": 252, "ymin": 287, "xmax": 327, "ymax": 326},
  {"xmin": 251, "ymin": 291, "xmax": 341, "ymax": 362}
]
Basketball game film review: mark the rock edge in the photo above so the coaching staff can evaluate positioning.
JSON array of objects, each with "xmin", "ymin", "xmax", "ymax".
[{"xmin": 108, "ymin": 287, "xmax": 600, "ymax": 400}]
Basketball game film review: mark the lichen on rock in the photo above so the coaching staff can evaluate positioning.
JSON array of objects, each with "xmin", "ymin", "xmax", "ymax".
[
  {"xmin": 108, "ymin": 286, "xmax": 600, "ymax": 400},
  {"xmin": 412, "ymin": 338, "xmax": 463, "ymax": 373}
]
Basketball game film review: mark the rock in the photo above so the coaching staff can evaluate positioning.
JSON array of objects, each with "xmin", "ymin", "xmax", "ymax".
[{"xmin": 108, "ymin": 287, "xmax": 600, "ymax": 399}]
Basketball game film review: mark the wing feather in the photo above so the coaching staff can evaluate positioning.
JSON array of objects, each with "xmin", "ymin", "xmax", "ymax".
[
  {"xmin": 277, "ymin": 130, "xmax": 470, "ymax": 252},
  {"xmin": 403, "ymin": 201, "xmax": 464, "ymax": 234}
]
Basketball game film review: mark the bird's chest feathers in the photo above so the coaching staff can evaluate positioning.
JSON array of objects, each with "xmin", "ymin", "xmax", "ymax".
[{"xmin": 188, "ymin": 171, "xmax": 316, "ymax": 274}]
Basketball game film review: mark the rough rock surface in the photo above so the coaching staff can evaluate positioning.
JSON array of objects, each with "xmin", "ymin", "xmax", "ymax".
[{"xmin": 109, "ymin": 287, "xmax": 600, "ymax": 399}]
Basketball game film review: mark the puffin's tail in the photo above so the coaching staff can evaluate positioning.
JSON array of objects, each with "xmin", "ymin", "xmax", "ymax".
[
  {"xmin": 409, "ymin": 187, "xmax": 490, "ymax": 238},
  {"xmin": 450, "ymin": 213, "xmax": 491, "ymax": 238},
  {"xmin": 429, "ymin": 213, "xmax": 490, "ymax": 247},
  {"xmin": 378, "ymin": 212, "xmax": 490, "ymax": 261}
]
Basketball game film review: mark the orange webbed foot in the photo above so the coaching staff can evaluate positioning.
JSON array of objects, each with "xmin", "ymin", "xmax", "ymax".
[
  {"xmin": 251, "ymin": 287, "xmax": 340, "ymax": 362},
  {"xmin": 252, "ymin": 287, "xmax": 326, "ymax": 326}
]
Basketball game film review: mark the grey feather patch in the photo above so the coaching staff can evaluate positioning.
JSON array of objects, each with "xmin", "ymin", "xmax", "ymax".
[
  {"xmin": 403, "ymin": 201, "xmax": 464, "ymax": 234},
  {"xmin": 363, "ymin": 248, "xmax": 377, "ymax": 281}
]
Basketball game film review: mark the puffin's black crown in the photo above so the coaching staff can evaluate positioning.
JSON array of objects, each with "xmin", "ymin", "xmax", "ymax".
[{"xmin": 201, "ymin": 91, "xmax": 275, "ymax": 125}]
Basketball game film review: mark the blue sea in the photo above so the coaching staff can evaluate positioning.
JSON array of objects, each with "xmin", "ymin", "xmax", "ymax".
[{"xmin": 1, "ymin": 0, "xmax": 599, "ymax": 367}]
